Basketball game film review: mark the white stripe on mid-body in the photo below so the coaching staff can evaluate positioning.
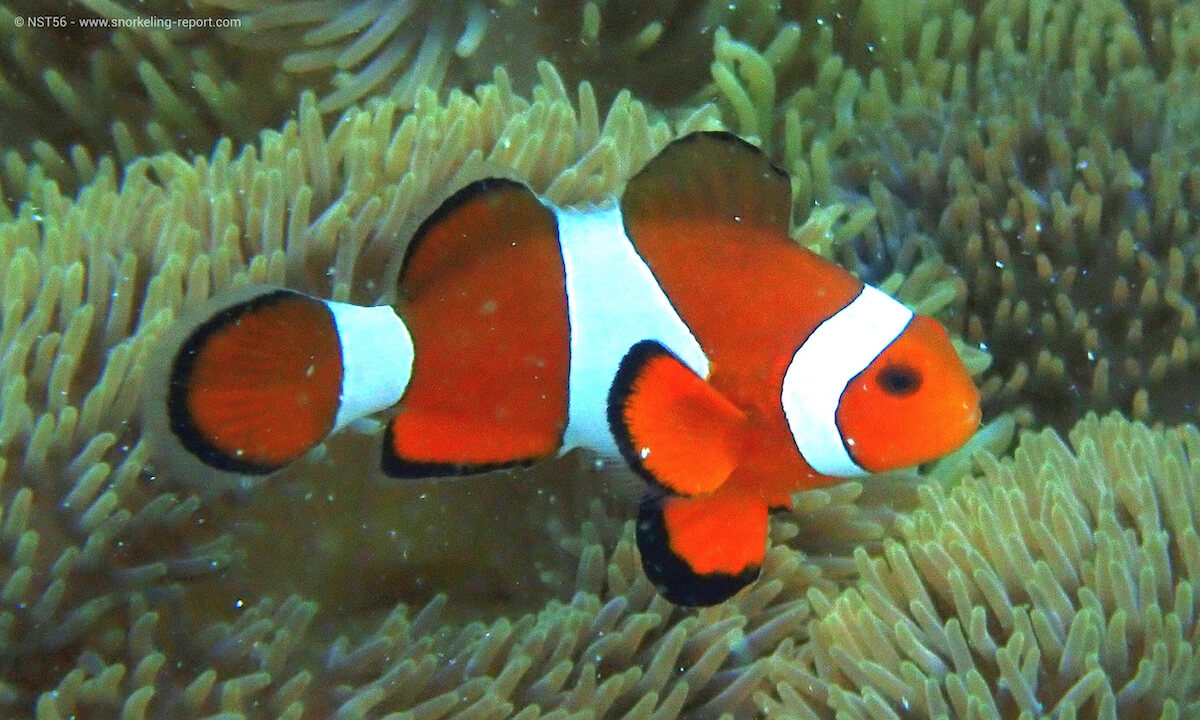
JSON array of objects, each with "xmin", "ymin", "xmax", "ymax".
[
  {"xmin": 781, "ymin": 285, "xmax": 913, "ymax": 477},
  {"xmin": 555, "ymin": 203, "xmax": 708, "ymax": 456},
  {"xmin": 326, "ymin": 301, "xmax": 414, "ymax": 432}
]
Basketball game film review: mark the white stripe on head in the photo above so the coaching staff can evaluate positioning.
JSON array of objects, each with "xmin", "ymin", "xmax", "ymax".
[
  {"xmin": 781, "ymin": 285, "xmax": 913, "ymax": 477},
  {"xmin": 327, "ymin": 302, "xmax": 414, "ymax": 431}
]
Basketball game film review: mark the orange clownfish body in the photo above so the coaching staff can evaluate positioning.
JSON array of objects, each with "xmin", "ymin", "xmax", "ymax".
[{"xmin": 144, "ymin": 132, "xmax": 980, "ymax": 606}]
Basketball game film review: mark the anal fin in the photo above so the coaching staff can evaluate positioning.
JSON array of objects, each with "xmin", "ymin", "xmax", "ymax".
[
  {"xmin": 383, "ymin": 408, "xmax": 558, "ymax": 478},
  {"xmin": 607, "ymin": 341, "xmax": 747, "ymax": 496}
]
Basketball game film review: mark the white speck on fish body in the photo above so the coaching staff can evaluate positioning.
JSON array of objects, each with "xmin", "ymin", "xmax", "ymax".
[{"xmin": 640, "ymin": 447, "xmax": 651, "ymax": 459}]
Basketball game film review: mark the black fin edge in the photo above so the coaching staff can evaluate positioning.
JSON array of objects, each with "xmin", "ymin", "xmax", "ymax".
[
  {"xmin": 606, "ymin": 339, "xmax": 684, "ymax": 496},
  {"xmin": 669, "ymin": 130, "xmax": 788, "ymax": 178},
  {"xmin": 380, "ymin": 420, "xmax": 540, "ymax": 479},
  {"xmin": 623, "ymin": 131, "xmax": 791, "ymax": 233},
  {"xmin": 398, "ymin": 177, "xmax": 543, "ymax": 287},
  {"xmin": 166, "ymin": 288, "xmax": 322, "ymax": 476},
  {"xmin": 679, "ymin": 131, "xmax": 790, "ymax": 192},
  {"xmin": 635, "ymin": 494, "xmax": 760, "ymax": 607}
]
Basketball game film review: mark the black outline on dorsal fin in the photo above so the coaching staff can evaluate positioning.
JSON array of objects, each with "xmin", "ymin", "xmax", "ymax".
[
  {"xmin": 635, "ymin": 493, "xmax": 760, "ymax": 607},
  {"xmin": 621, "ymin": 130, "xmax": 792, "ymax": 238},
  {"xmin": 398, "ymin": 177, "xmax": 550, "ymax": 290}
]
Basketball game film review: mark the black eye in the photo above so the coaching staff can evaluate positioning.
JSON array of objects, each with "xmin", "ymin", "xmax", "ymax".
[{"xmin": 878, "ymin": 364, "xmax": 922, "ymax": 396}]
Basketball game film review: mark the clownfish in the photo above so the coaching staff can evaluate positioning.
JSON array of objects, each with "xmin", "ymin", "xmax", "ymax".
[{"xmin": 143, "ymin": 131, "xmax": 980, "ymax": 606}]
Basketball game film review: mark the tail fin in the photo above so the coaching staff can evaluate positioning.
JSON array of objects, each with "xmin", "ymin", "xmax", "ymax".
[{"xmin": 142, "ymin": 286, "xmax": 413, "ymax": 476}]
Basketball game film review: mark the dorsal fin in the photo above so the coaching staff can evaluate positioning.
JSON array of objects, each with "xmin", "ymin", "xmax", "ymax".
[
  {"xmin": 621, "ymin": 131, "xmax": 791, "ymax": 239},
  {"xmin": 398, "ymin": 178, "xmax": 558, "ymax": 299}
]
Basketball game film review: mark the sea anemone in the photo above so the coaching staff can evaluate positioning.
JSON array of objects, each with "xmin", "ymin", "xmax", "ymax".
[
  {"xmin": 0, "ymin": 0, "xmax": 299, "ymax": 188},
  {"xmin": 759, "ymin": 412, "xmax": 1200, "ymax": 719}
]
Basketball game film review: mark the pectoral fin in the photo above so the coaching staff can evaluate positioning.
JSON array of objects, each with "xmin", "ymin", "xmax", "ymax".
[{"xmin": 607, "ymin": 340, "xmax": 747, "ymax": 496}]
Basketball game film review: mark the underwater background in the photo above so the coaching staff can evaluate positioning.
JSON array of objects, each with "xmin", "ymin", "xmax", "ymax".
[{"xmin": 0, "ymin": 0, "xmax": 1197, "ymax": 718}]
